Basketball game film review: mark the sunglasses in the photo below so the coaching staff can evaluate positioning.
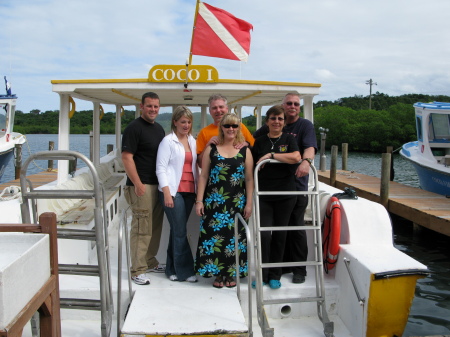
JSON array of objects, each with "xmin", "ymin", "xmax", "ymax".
[
  {"xmin": 223, "ymin": 124, "xmax": 239, "ymax": 129},
  {"xmin": 269, "ymin": 116, "xmax": 285, "ymax": 121},
  {"xmin": 285, "ymin": 102, "xmax": 300, "ymax": 106}
]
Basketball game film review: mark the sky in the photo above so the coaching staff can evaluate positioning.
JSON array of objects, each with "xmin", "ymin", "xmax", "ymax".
[{"xmin": 1, "ymin": 0, "xmax": 450, "ymax": 116}]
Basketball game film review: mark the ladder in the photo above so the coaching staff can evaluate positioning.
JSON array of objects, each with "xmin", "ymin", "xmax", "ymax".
[
  {"xmin": 20, "ymin": 150, "xmax": 113, "ymax": 337},
  {"xmin": 252, "ymin": 159, "xmax": 334, "ymax": 337}
]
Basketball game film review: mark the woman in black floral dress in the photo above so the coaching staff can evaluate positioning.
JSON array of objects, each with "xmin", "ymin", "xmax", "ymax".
[{"xmin": 195, "ymin": 113, "xmax": 254, "ymax": 288}]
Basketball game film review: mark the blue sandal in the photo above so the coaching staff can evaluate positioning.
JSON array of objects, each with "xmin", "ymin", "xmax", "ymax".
[
  {"xmin": 269, "ymin": 279, "xmax": 281, "ymax": 289},
  {"xmin": 251, "ymin": 281, "xmax": 267, "ymax": 289}
]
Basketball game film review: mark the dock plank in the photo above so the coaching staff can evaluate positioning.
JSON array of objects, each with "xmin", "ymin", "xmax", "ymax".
[
  {"xmin": 318, "ymin": 169, "xmax": 450, "ymax": 236},
  {"xmin": 0, "ymin": 170, "xmax": 58, "ymax": 191}
]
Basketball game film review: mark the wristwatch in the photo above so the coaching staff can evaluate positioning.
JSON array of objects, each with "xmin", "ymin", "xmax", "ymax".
[
  {"xmin": 271, "ymin": 152, "xmax": 275, "ymax": 159},
  {"xmin": 303, "ymin": 158, "xmax": 313, "ymax": 165}
]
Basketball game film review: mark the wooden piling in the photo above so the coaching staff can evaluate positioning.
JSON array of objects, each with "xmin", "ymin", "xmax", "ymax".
[
  {"xmin": 342, "ymin": 143, "xmax": 348, "ymax": 171},
  {"xmin": 48, "ymin": 141, "xmax": 54, "ymax": 170},
  {"xmin": 386, "ymin": 146, "xmax": 394, "ymax": 181},
  {"xmin": 89, "ymin": 130, "xmax": 94, "ymax": 162},
  {"xmin": 330, "ymin": 145, "xmax": 338, "ymax": 187},
  {"xmin": 14, "ymin": 144, "xmax": 22, "ymax": 180},
  {"xmin": 380, "ymin": 153, "xmax": 391, "ymax": 208}
]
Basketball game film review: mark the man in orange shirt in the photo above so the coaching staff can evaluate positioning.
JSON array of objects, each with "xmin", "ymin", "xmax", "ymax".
[{"xmin": 196, "ymin": 94, "xmax": 254, "ymax": 167}]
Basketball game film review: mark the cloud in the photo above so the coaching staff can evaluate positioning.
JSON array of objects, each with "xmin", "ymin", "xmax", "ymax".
[{"xmin": 1, "ymin": 0, "xmax": 450, "ymax": 113}]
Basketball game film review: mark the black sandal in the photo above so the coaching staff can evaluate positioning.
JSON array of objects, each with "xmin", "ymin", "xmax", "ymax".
[
  {"xmin": 225, "ymin": 276, "xmax": 236, "ymax": 288},
  {"xmin": 213, "ymin": 276, "xmax": 224, "ymax": 288}
]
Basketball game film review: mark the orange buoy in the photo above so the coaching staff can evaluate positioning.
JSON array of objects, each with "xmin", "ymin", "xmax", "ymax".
[{"xmin": 322, "ymin": 196, "xmax": 341, "ymax": 273}]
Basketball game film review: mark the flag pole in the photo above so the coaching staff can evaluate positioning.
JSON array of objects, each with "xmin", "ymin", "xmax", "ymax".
[{"xmin": 188, "ymin": 0, "xmax": 201, "ymax": 65}]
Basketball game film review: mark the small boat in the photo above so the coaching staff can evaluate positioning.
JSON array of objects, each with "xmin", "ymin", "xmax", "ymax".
[
  {"xmin": 0, "ymin": 64, "xmax": 428, "ymax": 337},
  {"xmin": 0, "ymin": 77, "xmax": 26, "ymax": 182},
  {"xmin": 400, "ymin": 102, "xmax": 450, "ymax": 196}
]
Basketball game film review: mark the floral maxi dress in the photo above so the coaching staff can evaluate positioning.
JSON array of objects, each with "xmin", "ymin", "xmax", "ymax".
[{"xmin": 195, "ymin": 144, "xmax": 248, "ymax": 279}]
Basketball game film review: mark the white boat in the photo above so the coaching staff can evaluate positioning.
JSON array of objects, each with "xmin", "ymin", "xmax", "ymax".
[
  {"xmin": 400, "ymin": 102, "xmax": 450, "ymax": 196},
  {"xmin": 0, "ymin": 64, "xmax": 428, "ymax": 337},
  {"xmin": 0, "ymin": 82, "xmax": 26, "ymax": 182}
]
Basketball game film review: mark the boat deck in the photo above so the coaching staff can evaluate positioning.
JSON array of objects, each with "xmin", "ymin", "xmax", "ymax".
[{"xmin": 318, "ymin": 169, "xmax": 450, "ymax": 236}]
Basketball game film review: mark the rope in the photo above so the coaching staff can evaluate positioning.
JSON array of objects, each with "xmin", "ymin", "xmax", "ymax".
[
  {"xmin": 0, "ymin": 185, "xmax": 21, "ymax": 201},
  {"xmin": 19, "ymin": 136, "xmax": 58, "ymax": 173}
]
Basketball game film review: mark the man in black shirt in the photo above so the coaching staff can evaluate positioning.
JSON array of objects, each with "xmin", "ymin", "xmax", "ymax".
[{"xmin": 122, "ymin": 92, "xmax": 165, "ymax": 285}]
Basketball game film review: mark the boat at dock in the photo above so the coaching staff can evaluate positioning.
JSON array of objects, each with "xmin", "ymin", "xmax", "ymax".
[
  {"xmin": 0, "ymin": 64, "xmax": 429, "ymax": 337},
  {"xmin": 400, "ymin": 101, "xmax": 450, "ymax": 196},
  {"xmin": 0, "ymin": 80, "xmax": 26, "ymax": 182}
]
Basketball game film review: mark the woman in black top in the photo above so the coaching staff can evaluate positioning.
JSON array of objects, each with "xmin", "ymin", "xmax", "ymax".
[{"xmin": 252, "ymin": 105, "xmax": 301, "ymax": 289}]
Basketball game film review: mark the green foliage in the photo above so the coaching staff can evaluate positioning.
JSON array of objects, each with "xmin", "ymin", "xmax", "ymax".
[{"xmin": 13, "ymin": 93, "xmax": 450, "ymax": 153}]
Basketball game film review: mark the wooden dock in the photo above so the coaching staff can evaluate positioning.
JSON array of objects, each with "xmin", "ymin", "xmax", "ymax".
[
  {"xmin": 0, "ymin": 170, "xmax": 58, "ymax": 191},
  {"xmin": 318, "ymin": 169, "xmax": 450, "ymax": 237}
]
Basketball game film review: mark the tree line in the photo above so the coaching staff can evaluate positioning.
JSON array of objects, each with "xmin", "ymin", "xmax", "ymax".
[{"xmin": 13, "ymin": 92, "xmax": 450, "ymax": 152}]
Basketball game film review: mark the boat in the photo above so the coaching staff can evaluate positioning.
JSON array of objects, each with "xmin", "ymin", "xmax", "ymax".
[
  {"xmin": 0, "ymin": 78, "xmax": 26, "ymax": 182},
  {"xmin": 400, "ymin": 102, "xmax": 450, "ymax": 196},
  {"xmin": 0, "ymin": 64, "xmax": 429, "ymax": 337}
]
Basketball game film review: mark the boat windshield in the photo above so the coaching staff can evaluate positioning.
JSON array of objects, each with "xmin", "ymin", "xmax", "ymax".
[
  {"xmin": 0, "ymin": 103, "xmax": 7, "ymax": 136},
  {"xmin": 429, "ymin": 113, "xmax": 450, "ymax": 142}
]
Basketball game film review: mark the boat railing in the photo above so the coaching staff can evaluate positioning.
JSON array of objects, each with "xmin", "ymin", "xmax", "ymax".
[
  {"xmin": 252, "ymin": 160, "xmax": 334, "ymax": 337},
  {"xmin": 117, "ymin": 207, "xmax": 133, "ymax": 337},
  {"xmin": 19, "ymin": 150, "xmax": 113, "ymax": 337},
  {"xmin": 234, "ymin": 212, "xmax": 253, "ymax": 337}
]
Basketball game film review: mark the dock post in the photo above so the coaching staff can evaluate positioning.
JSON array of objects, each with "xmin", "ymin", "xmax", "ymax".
[
  {"xmin": 319, "ymin": 127, "xmax": 328, "ymax": 172},
  {"xmin": 107, "ymin": 144, "xmax": 114, "ymax": 154},
  {"xmin": 342, "ymin": 143, "xmax": 348, "ymax": 171},
  {"xmin": 386, "ymin": 146, "xmax": 394, "ymax": 181},
  {"xmin": 330, "ymin": 145, "xmax": 338, "ymax": 187},
  {"xmin": 14, "ymin": 144, "xmax": 23, "ymax": 179},
  {"xmin": 380, "ymin": 153, "xmax": 391, "ymax": 208},
  {"xmin": 48, "ymin": 141, "xmax": 55, "ymax": 171},
  {"xmin": 89, "ymin": 130, "xmax": 94, "ymax": 162}
]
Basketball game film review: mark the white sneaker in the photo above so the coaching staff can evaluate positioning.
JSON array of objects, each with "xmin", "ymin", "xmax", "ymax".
[
  {"xmin": 131, "ymin": 274, "xmax": 150, "ymax": 285},
  {"xmin": 186, "ymin": 275, "xmax": 197, "ymax": 283},
  {"xmin": 147, "ymin": 264, "xmax": 166, "ymax": 273},
  {"xmin": 169, "ymin": 275, "xmax": 178, "ymax": 281}
]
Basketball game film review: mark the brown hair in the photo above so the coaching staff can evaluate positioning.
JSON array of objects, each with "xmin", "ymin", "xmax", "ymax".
[
  {"xmin": 171, "ymin": 105, "xmax": 193, "ymax": 134},
  {"xmin": 265, "ymin": 105, "xmax": 286, "ymax": 123}
]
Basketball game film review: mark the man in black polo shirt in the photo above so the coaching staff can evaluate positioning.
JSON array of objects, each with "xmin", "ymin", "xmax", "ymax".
[{"xmin": 122, "ymin": 92, "xmax": 165, "ymax": 285}]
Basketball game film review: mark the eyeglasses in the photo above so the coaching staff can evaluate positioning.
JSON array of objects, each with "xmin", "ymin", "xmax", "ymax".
[
  {"xmin": 223, "ymin": 124, "xmax": 239, "ymax": 129},
  {"xmin": 269, "ymin": 116, "xmax": 285, "ymax": 121},
  {"xmin": 285, "ymin": 102, "xmax": 300, "ymax": 106}
]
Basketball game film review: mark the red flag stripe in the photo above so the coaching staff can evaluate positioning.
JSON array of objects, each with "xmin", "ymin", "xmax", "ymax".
[{"xmin": 192, "ymin": 2, "xmax": 253, "ymax": 62}]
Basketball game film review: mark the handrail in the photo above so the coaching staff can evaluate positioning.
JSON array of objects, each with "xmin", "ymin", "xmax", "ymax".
[
  {"xmin": 18, "ymin": 150, "xmax": 113, "ymax": 337},
  {"xmin": 343, "ymin": 257, "xmax": 365, "ymax": 306},
  {"xmin": 117, "ymin": 207, "xmax": 133, "ymax": 337},
  {"xmin": 234, "ymin": 213, "xmax": 253, "ymax": 337},
  {"xmin": 252, "ymin": 159, "xmax": 334, "ymax": 336}
]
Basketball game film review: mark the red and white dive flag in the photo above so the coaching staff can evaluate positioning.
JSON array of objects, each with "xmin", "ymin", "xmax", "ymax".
[{"xmin": 191, "ymin": 2, "xmax": 253, "ymax": 62}]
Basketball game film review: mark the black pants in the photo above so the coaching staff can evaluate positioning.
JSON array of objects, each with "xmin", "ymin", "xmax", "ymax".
[
  {"xmin": 283, "ymin": 195, "xmax": 308, "ymax": 276},
  {"xmin": 259, "ymin": 197, "xmax": 296, "ymax": 283}
]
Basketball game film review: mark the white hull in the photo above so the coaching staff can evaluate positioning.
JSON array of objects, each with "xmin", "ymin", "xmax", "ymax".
[{"xmin": 3, "ymin": 155, "xmax": 427, "ymax": 337}]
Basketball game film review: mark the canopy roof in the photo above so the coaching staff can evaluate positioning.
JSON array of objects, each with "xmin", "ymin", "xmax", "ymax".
[{"xmin": 51, "ymin": 65, "xmax": 321, "ymax": 108}]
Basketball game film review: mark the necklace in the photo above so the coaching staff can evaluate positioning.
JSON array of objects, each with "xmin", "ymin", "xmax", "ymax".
[{"xmin": 268, "ymin": 134, "xmax": 282, "ymax": 150}]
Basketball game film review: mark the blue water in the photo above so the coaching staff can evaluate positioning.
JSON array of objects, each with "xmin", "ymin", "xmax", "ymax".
[{"xmin": 2, "ymin": 135, "xmax": 449, "ymax": 336}]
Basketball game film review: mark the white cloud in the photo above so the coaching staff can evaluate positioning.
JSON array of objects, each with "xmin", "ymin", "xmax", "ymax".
[{"xmin": 1, "ymin": 0, "xmax": 450, "ymax": 113}]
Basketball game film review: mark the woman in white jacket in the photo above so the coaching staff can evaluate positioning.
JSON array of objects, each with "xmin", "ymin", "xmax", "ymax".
[{"xmin": 156, "ymin": 106, "xmax": 199, "ymax": 282}]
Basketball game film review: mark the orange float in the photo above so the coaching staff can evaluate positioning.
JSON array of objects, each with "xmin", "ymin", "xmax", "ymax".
[{"xmin": 322, "ymin": 196, "xmax": 341, "ymax": 272}]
